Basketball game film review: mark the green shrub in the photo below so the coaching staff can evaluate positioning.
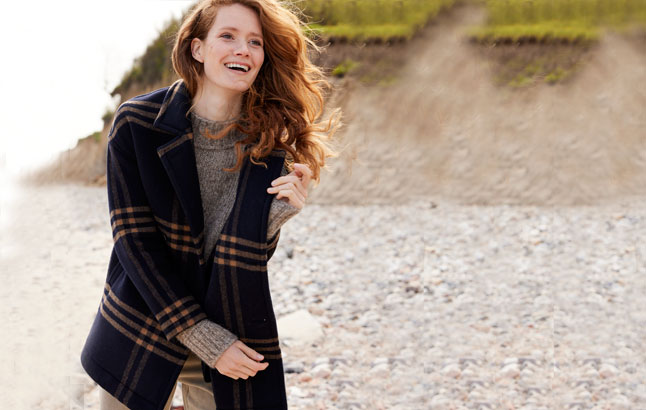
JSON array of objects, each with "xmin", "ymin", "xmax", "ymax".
[{"xmin": 331, "ymin": 59, "xmax": 360, "ymax": 77}]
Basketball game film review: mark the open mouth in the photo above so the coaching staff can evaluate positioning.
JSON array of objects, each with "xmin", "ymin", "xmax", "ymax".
[{"xmin": 225, "ymin": 63, "xmax": 250, "ymax": 72}]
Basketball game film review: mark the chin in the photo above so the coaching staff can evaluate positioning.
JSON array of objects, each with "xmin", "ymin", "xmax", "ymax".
[
  {"xmin": 219, "ymin": 80, "xmax": 252, "ymax": 93},
  {"xmin": 234, "ymin": 84, "xmax": 252, "ymax": 92}
]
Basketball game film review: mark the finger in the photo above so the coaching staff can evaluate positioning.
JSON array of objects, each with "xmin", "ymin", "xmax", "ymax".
[
  {"xmin": 238, "ymin": 342, "xmax": 264, "ymax": 362},
  {"xmin": 269, "ymin": 181, "xmax": 308, "ymax": 201},
  {"xmin": 239, "ymin": 362, "xmax": 261, "ymax": 377},
  {"xmin": 270, "ymin": 175, "xmax": 308, "ymax": 196},
  {"xmin": 225, "ymin": 358, "xmax": 250, "ymax": 378},
  {"xmin": 270, "ymin": 174, "xmax": 297, "ymax": 186},
  {"xmin": 276, "ymin": 190, "xmax": 304, "ymax": 209},
  {"xmin": 276, "ymin": 183, "xmax": 306, "ymax": 203},
  {"xmin": 293, "ymin": 163, "xmax": 312, "ymax": 188},
  {"xmin": 293, "ymin": 163, "xmax": 312, "ymax": 178},
  {"xmin": 239, "ymin": 366, "xmax": 256, "ymax": 378},
  {"xmin": 267, "ymin": 179, "xmax": 307, "ymax": 198},
  {"xmin": 237, "ymin": 370, "xmax": 251, "ymax": 379},
  {"xmin": 292, "ymin": 179, "xmax": 308, "ymax": 199},
  {"xmin": 293, "ymin": 169, "xmax": 310, "ymax": 190},
  {"xmin": 233, "ymin": 363, "xmax": 267, "ymax": 380},
  {"xmin": 238, "ymin": 353, "xmax": 270, "ymax": 373}
]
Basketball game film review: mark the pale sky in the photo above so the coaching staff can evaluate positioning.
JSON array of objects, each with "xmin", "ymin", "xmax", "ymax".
[{"xmin": 0, "ymin": 0, "xmax": 195, "ymax": 177}]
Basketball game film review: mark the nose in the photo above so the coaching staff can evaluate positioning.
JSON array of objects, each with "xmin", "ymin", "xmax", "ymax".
[{"xmin": 234, "ymin": 40, "xmax": 250, "ymax": 56}]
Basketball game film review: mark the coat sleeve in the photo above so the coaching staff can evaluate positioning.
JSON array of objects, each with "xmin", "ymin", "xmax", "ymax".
[{"xmin": 106, "ymin": 123, "xmax": 207, "ymax": 341}]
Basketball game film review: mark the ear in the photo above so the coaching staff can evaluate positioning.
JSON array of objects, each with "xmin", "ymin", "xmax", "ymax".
[{"xmin": 191, "ymin": 38, "xmax": 204, "ymax": 63}]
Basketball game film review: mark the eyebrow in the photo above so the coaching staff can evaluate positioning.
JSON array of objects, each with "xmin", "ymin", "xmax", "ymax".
[{"xmin": 219, "ymin": 26, "xmax": 263, "ymax": 38}]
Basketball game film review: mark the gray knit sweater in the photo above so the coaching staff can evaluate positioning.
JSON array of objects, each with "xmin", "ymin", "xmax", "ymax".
[{"xmin": 176, "ymin": 111, "xmax": 300, "ymax": 367}]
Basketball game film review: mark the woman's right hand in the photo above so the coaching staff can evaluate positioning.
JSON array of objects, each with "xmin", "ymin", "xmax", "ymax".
[{"xmin": 214, "ymin": 340, "xmax": 269, "ymax": 380}]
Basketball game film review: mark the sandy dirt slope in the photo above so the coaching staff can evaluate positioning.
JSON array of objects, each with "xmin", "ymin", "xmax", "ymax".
[
  {"xmin": 24, "ymin": 3, "xmax": 645, "ymax": 206},
  {"xmin": 310, "ymin": 4, "xmax": 646, "ymax": 206}
]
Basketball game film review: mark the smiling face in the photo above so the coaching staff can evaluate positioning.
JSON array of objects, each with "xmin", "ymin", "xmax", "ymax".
[{"xmin": 190, "ymin": 3, "xmax": 265, "ymax": 97}]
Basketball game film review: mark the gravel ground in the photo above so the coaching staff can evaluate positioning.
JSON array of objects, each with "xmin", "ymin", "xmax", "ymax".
[
  {"xmin": 274, "ymin": 197, "xmax": 646, "ymax": 409},
  {"xmin": 1, "ymin": 183, "xmax": 645, "ymax": 409}
]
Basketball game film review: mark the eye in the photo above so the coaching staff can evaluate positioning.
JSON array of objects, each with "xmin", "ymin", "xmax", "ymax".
[
  {"xmin": 220, "ymin": 33, "xmax": 233, "ymax": 40},
  {"xmin": 250, "ymin": 39, "xmax": 263, "ymax": 47}
]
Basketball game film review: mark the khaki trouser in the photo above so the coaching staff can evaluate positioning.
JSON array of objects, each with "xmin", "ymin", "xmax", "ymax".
[{"xmin": 99, "ymin": 352, "xmax": 216, "ymax": 410}]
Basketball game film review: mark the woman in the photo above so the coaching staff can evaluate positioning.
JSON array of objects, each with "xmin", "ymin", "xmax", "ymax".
[{"xmin": 80, "ymin": 1, "xmax": 339, "ymax": 409}]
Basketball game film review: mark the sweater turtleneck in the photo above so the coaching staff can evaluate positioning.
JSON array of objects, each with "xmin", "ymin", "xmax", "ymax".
[{"xmin": 191, "ymin": 111, "xmax": 246, "ymax": 151}]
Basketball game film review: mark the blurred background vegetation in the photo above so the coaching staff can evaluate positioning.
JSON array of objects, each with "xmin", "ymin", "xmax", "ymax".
[
  {"xmin": 302, "ymin": 0, "xmax": 457, "ymax": 41},
  {"xmin": 111, "ymin": 0, "xmax": 646, "ymax": 105},
  {"xmin": 26, "ymin": 0, "xmax": 646, "ymax": 202},
  {"xmin": 471, "ymin": 0, "xmax": 646, "ymax": 44}
]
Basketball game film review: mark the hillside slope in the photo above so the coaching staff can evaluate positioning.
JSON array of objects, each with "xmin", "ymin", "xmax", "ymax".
[
  {"xmin": 311, "ymin": 4, "xmax": 646, "ymax": 206},
  {"xmin": 25, "ymin": 3, "xmax": 646, "ymax": 206}
]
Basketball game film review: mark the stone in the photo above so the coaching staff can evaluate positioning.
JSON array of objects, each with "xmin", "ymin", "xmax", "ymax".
[
  {"xmin": 311, "ymin": 364, "xmax": 332, "ymax": 379},
  {"xmin": 368, "ymin": 363, "xmax": 390, "ymax": 378},
  {"xmin": 277, "ymin": 309, "xmax": 324, "ymax": 346},
  {"xmin": 599, "ymin": 363, "xmax": 618, "ymax": 378},
  {"xmin": 500, "ymin": 363, "xmax": 520, "ymax": 379},
  {"xmin": 441, "ymin": 364, "xmax": 461, "ymax": 378}
]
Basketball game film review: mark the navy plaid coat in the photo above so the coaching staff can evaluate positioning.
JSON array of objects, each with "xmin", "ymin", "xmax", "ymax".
[{"xmin": 81, "ymin": 79, "xmax": 289, "ymax": 409}]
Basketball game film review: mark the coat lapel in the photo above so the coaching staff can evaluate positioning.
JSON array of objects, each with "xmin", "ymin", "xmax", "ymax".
[{"xmin": 153, "ymin": 80, "xmax": 205, "ymax": 246}]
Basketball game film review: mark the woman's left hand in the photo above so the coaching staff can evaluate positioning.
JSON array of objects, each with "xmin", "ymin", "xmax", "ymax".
[{"xmin": 266, "ymin": 163, "xmax": 312, "ymax": 210}]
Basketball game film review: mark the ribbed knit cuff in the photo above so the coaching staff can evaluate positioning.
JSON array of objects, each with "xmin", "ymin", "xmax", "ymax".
[
  {"xmin": 176, "ymin": 319, "xmax": 238, "ymax": 368},
  {"xmin": 267, "ymin": 198, "xmax": 300, "ymax": 240}
]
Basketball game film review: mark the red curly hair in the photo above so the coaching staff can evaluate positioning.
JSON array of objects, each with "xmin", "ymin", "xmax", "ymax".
[{"xmin": 172, "ymin": 0, "xmax": 341, "ymax": 183}]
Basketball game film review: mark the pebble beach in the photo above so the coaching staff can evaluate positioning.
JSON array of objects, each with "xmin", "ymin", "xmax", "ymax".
[{"xmin": 1, "ymin": 182, "xmax": 645, "ymax": 409}]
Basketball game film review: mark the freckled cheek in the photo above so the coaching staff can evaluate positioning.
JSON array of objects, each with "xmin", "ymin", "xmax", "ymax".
[
  {"xmin": 206, "ymin": 43, "xmax": 227, "ymax": 61},
  {"xmin": 255, "ymin": 52, "xmax": 265, "ymax": 71}
]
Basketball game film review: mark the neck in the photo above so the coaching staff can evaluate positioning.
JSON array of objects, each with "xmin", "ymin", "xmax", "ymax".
[{"xmin": 192, "ymin": 82, "xmax": 243, "ymax": 122}]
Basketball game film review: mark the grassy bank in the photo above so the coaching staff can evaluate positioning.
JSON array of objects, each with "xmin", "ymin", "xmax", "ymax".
[
  {"xmin": 469, "ymin": 0, "xmax": 646, "ymax": 44},
  {"xmin": 111, "ymin": 0, "xmax": 646, "ymax": 98},
  {"xmin": 302, "ymin": 0, "xmax": 458, "ymax": 42}
]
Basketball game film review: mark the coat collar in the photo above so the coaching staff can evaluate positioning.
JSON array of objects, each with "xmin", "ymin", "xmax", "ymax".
[
  {"xmin": 154, "ymin": 79, "xmax": 205, "ymax": 249},
  {"xmin": 154, "ymin": 79, "xmax": 192, "ymax": 135}
]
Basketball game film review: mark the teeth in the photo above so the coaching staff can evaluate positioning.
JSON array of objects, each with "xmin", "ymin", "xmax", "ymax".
[{"xmin": 225, "ymin": 63, "xmax": 250, "ymax": 72}]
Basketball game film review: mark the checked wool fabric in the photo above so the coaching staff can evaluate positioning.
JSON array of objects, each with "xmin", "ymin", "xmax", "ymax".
[{"xmin": 81, "ymin": 80, "xmax": 288, "ymax": 410}]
